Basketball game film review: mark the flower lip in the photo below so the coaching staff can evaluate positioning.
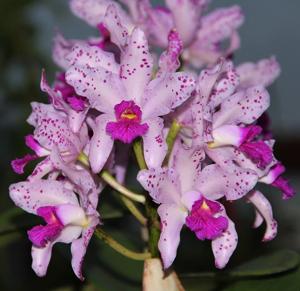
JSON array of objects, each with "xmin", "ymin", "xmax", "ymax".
[
  {"xmin": 106, "ymin": 100, "xmax": 149, "ymax": 144},
  {"xmin": 185, "ymin": 196, "xmax": 228, "ymax": 241},
  {"xmin": 28, "ymin": 206, "xmax": 64, "ymax": 247}
]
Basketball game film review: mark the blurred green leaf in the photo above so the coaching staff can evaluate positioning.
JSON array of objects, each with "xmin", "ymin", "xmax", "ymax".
[
  {"xmin": 229, "ymin": 250, "xmax": 299, "ymax": 278},
  {"xmin": 224, "ymin": 264, "xmax": 300, "ymax": 291}
]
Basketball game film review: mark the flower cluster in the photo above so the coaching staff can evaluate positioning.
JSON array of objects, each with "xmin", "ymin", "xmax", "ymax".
[{"xmin": 9, "ymin": 0, "xmax": 294, "ymax": 280}]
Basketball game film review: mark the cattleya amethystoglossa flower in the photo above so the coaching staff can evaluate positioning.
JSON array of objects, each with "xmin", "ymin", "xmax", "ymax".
[
  {"xmin": 65, "ymin": 27, "xmax": 195, "ymax": 173},
  {"xmin": 8, "ymin": 0, "xmax": 295, "ymax": 284},
  {"xmin": 9, "ymin": 179, "xmax": 99, "ymax": 280},
  {"xmin": 11, "ymin": 101, "xmax": 89, "ymax": 180},
  {"xmin": 70, "ymin": 0, "xmax": 244, "ymax": 68},
  {"xmin": 137, "ymin": 143, "xmax": 258, "ymax": 268}
]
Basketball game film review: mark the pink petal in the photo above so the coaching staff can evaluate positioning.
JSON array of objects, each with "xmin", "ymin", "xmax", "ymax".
[
  {"xmin": 196, "ymin": 59, "xmax": 227, "ymax": 106},
  {"xmin": 28, "ymin": 157, "xmax": 54, "ymax": 182},
  {"xmin": 198, "ymin": 6, "xmax": 244, "ymax": 51},
  {"xmin": 157, "ymin": 204, "xmax": 187, "ymax": 269},
  {"xmin": 71, "ymin": 215, "xmax": 99, "ymax": 280},
  {"xmin": 213, "ymin": 86, "xmax": 270, "ymax": 128},
  {"xmin": 9, "ymin": 180, "xmax": 79, "ymax": 215},
  {"xmin": 158, "ymin": 30, "xmax": 183, "ymax": 77},
  {"xmin": 66, "ymin": 44, "xmax": 124, "ymax": 114},
  {"xmin": 120, "ymin": 28, "xmax": 153, "ymax": 104},
  {"xmin": 28, "ymin": 102, "xmax": 82, "ymax": 152},
  {"xmin": 212, "ymin": 208, "xmax": 238, "ymax": 269},
  {"xmin": 137, "ymin": 167, "xmax": 181, "ymax": 205},
  {"xmin": 31, "ymin": 225, "xmax": 82, "ymax": 277},
  {"xmin": 170, "ymin": 142, "xmax": 205, "ymax": 193},
  {"xmin": 70, "ymin": 0, "xmax": 119, "ymax": 27},
  {"xmin": 253, "ymin": 210, "xmax": 264, "ymax": 228},
  {"xmin": 89, "ymin": 114, "xmax": 114, "ymax": 173},
  {"xmin": 237, "ymin": 57, "xmax": 281, "ymax": 89},
  {"xmin": 114, "ymin": 143, "xmax": 130, "ymax": 184},
  {"xmin": 272, "ymin": 176, "xmax": 295, "ymax": 200},
  {"xmin": 31, "ymin": 243, "xmax": 53, "ymax": 277},
  {"xmin": 143, "ymin": 72, "xmax": 196, "ymax": 119},
  {"xmin": 211, "ymin": 125, "xmax": 262, "ymax": 147},
  {"xmin": 52, "ymin": 33, "xmax": 85, "ymax": 70},
  {"xmin": 165, "ymin": 0, "xmax": 208, "ymax": 46},
  {"xmin": 247, "ymin": 190, "xmax": 278, "ymax": 241},
  {"xmin": 195, "ymin": 164, "xmax": 258, "ymax": 200},
  {"xmin": 206, "ymin": 61, "xmax": 240, "ymax": 112},
  {"xmin": 50, "ymin": 147, "xmax": 97, "ymax": 196},
  {"xmin": 142, "ymin": 117, "xmax": 167, "ymax": 169},
  {"xmin": 138, "ymin": 1, "xmax": 174, "ymax": 48},
  {"xmin": 11, "ymin": 154, "xmax": 38, "ymax": 174},
  {"xmin": 103, "ymin": 4, "xmax": 130, "ymax": 49}
]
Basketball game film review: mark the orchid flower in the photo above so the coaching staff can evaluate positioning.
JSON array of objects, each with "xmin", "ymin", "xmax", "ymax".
[
  {"xmin": 11, "ymin": 101, "xmax": 89, "ymax": 179},
  {"xmin": 9, "ymin": 179, "xmax": 99, "ymax": 280},
  {"xmin": 133, "ymin": 0, "xmax": 244, "ymax": 68},
  {"xmin": 137, "ymin": 143, "xmax": 257, "ymax": 268},
  {"xmin": 65, "ymin": 27, "xmax": 195, "ymax": 173},
  {"xmin": 68, "ymin": 0, "xmax": 244, "ymax": 68}
]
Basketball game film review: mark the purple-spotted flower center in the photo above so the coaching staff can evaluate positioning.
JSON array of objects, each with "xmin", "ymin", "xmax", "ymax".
[
  {"xmin": 106, "ymin": 100, "xmax": 149, "ymax": 144},
  {"xmin": 28, "ymin": 206, "xmax": 64, "ymax": 247},
  {"xmin": 185, "ymin": 196, "xmax": 228, "ymax": 240}
]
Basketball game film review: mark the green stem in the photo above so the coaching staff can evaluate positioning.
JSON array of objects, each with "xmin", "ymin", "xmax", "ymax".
[
  {"xmin": 77, "ymin": 153, "xmax": 145, "ymax": 204},
  {"xmin": 94, "ymin": 228, "xmax": 151, "ymax": 261},
  {"xmin": 101, "ymin": 171, "xmax": 145, "ymax": 204},
  {"xmin": 133, "ymin": 139, "xmax": 147, "ymax": 170},
  {"xmin": 163, "ymin": 120, "xmax": 181, "ymax": 166},
  {"xmin": 133, "ymin": 139, "xmax": 160, "ymax": 258},
  {"xmin": 120, "ymin": 196, "xmax": 147, "ymax": 226},
  {"xmin": 145, "ymin": 198, "xmax": 161, "ymax": 258}
]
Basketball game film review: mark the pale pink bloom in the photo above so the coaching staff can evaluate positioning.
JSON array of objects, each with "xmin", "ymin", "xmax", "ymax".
[
  {"xmin": 66, "ymin": 28, "xmax": 195, "ymax": 173},
  {"xmin": 138, "ymin": 143, "xmax": 257, "ymax": 269},
  {"xmin": 9, "ymin": 179, "xmax": 100, "ymax": 280}
]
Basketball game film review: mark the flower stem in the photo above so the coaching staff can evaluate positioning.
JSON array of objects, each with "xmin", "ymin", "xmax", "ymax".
[
  {"xmin": 101, "ymin": 171, "xmax": 146, "ymax": 204},
  {"xmin": 77, "ymin": 153, "xmax": 145, "ymax": 204},
  {"xmin": 94, "ymin": 228, "xmax": 151, "ymax": 261},
  {"xmin": 133, "ymin": 140, "xmax": 161, "ymax": 258},
  {"xmin": 163, "ymin": 120, "xmax": 181, "ymax": 166},
  {"xmin": 120, "ymin": 196, "xmax": 147, "ymax": 226},
  {"xmin": 133, "ymin": 139, "xmax": 147, "ymax": 170}
]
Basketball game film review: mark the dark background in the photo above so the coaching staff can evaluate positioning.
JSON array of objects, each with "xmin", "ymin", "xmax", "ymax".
[{"xmin": 0, "ymin": 0, "xmax": 299, "ymax": 290}]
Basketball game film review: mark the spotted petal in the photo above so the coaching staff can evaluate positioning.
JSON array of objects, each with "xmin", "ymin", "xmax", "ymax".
[
  {"xmin": 137, "ymin": 167, "xmax": 181, "ymax": 205},
  {"xmin": 247, "ymin": 190, "xmax": 277, "ymax": 241},
  {"xmin": 70, "ymin": 0, "xmax": 122, "ymax": 27},
  {"xmin": 195, "ymin": 164, "xmax": 258, "ymax": 200},
  {"xmin": 165, "ymin": 0, "xmax": 208, "ymax": 45},
  {"xmin": 142, "ymin": 117, "xmax": 167, "ymax": 169},
  {"xmin": 212, "ymin": 208, "xmax": 237, "ymax": 269},
  {"xmin": 120, "ymin": 28, "xmax": 153, "ymax": 104},
  {"xmin": 89, "ymin": 114, "xmax": 114, "ymax": 173},
  {"xmin": 52, "ymin": 33, "xmax": 85, "ymax": 70},
  {"xmin": 170, "ymin": 142, "xmax": 205, "ymax": 193},
  {"xmin": 103, "ymin": 4, "xmax": 131, "ymax": 49},
  {"xmin": 142, "ymin": 72, "xmax": 196, "ymax": 119},
  {"xmin": 213, "ymin": 86, "xmax": 270, "ymax": 128},
  {"xmin": 27, "ymin": 103, "xmax": 82, "ymax": 153},
  {"xmin": 66, "ymin": 44, "xmax": 124, "ymax": 114},
  {"xmin": 157, "ymin": 204, "xmax": 187, "ymax": 269},
  {"xmin": 9, "ymin": 180, "xmax": 79, "ymax": 215},
  {"xmin": 31, "ymin": 225, "xmax": 82, "ymax": 277},
  {"xmin": 237, "ymin": 57, "xmax": 281, "ymax": 89},
  {"xmin": 71, "ymin": 215, "xmax": 99, "ymax": 280}
]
